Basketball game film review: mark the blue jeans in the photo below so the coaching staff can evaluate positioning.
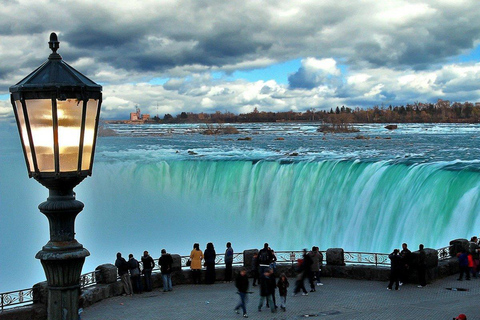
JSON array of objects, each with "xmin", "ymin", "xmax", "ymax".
[
  {"xmin": 235, "ymin": 292, "xmax": 248, "ymax": 314},
  {"xmin": 143, "ymin": 269, "xmax": 152, "ymax": 291},
  {"xmin": 162, "ymin": 273, "xmax": 172, "ymax": 291},
  {"xmin": 258, "ymin": 295, "xmax": 274, "ymax": 312}
]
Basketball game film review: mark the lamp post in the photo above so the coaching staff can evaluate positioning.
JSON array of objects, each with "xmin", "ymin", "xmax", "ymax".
[{"xmin": 9, "ymin": 32, "xmax": 102, "ymax": 320}]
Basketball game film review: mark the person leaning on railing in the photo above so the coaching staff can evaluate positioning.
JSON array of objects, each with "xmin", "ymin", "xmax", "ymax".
[{"xmin": 115, "ymin": 252, "xmax": 133, "ymax": 296}]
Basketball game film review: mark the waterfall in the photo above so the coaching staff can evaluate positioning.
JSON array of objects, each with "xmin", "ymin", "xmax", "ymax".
[{"xmin": 76, "ymin": 159, "xmax": 480, "ymax": 260}]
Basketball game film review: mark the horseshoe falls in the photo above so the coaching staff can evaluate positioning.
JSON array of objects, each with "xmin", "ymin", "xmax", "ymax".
[{"xmin": 1, "ymin": 122, "xmax": 480, "ymax": 291}]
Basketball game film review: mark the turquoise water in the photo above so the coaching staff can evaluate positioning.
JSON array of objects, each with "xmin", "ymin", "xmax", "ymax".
[{"xmin": 1, "ymin": 122, "xmax": 479, "ymax": 291}]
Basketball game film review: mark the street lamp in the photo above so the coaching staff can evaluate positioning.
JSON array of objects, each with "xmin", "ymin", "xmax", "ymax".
[{"xmin": 9, "ymin": 32, "xmax": 102, "ymax": 320}]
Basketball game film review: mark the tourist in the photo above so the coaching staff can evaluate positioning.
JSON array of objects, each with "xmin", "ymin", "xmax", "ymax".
[
  {"xmin": 269, "ymin": 248, "xmax": 277, "ymax": 272},
  {"xmin": 316, "ymin": 246, "xmax": 324, "ymax": 286},
  {"xmin": 128, "ymin": 254, "xmax": 142, "ymax": 294},
  {"xmin": 141, "ymin": 250, "xmax": 155, "ymax": 292},
  {"xmin": 309, "ymin": 246, "xmax": 322, "ymax": 291},
  {"xmin": 257, "ymin": 268, "xmax": 276, "ymax": 313},
  {"xmin": 387, "ymin": 249, "xmax": 401, "ymax": 290},
  {"xmin": 158, "ymin": 249, "xmax": 174, "ymax": 292},
  {"xmin": 190, "ymin": 243, "xmax": 203, "ymax": 284},
  {"xmin": 265, "ymin": 268, "xmax": 277, "ymax": 310},
  {"xmin": 468, "ymin": 236, "xmax": 479, "ymax": 278},
  {"xmin": 234, "ymin": 268, "xmax": 249, "ymax": 318},
  {"xmin": 293, "ymin": 249, "xmax": 310, "ymax": 296},
  {"xmin": 400, "ymin": 243, "xmax": 412, "ymax": 285},
  {"xmin": 115, "ymin": 252, "xmax": 132, "ymax": 296},
  {"xmin": 204, "ymin": 242, "xmax": 217, "ymax": 284},
  {"xmin": 258, "ymin": 243, "xmax": 274, "ymax": 276},
  {"xmin": 277, "ymin": 273, "xmax": 289, "ymax": 312},
  {"xmin": 457, "ymin": 249, "xmax": 470, "ymax": 281},
  {"xmin": 417, "ymin": 244, "xmax": 426, "ymax": 288},
  {"xmin": 225, "ymin": 242, "xmax": 234, "ymax": 282},
  {"xmin": 251, "ymin": 252, "xmax": 259, "ymax": 286}
]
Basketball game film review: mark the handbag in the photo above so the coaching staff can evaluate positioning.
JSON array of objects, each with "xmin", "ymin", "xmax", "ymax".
[
  {"xmin": 186, "ymin": 259, "xmax": 191, "ymax": 267},
  {"xmin": 130, "ymin": 267, "xmax": 140, "ymax": 276}
]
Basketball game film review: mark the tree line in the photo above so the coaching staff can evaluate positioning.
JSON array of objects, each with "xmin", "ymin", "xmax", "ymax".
[{"xmin": 150, "ymin": 100, "xmax": 480, "ymax": 124}]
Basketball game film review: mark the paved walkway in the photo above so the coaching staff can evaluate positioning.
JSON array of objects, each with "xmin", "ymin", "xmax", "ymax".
[{"xmin": 82, "ymin": 274, "xmax": 479, "ymax": 319}]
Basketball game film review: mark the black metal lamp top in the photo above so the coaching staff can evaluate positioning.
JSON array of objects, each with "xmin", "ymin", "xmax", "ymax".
[
  {"xmin": 48, "ymin": 32, "xmax": 60, "ymax": 58},
  {"xmin": 9, "ymin": 32, "xmax": 102, "ymax": 101}
]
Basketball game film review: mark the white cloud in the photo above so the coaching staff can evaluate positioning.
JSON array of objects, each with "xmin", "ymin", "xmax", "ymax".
[
  {"xmin": 303, "ymin": 58, "xmax": 340, "ymax": 76},
  {"xmin": 0, "ymin": 0, "xmax": 480, "ymax": 119}
]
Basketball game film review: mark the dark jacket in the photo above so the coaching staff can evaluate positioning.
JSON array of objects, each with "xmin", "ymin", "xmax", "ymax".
[
  {"xmin": 418, "ymin": 249, "xmax": 426, "ymax": 267},
  {"xmin": 141, "ymin": 255, "xmax": 155, "ymax": 270},
  {"xmin": 458, "ymin": 252, "xmax": 469, "ymax": 267},
  {"xmin": 158, "ymin": 253, "xmax": 174, "ymax": 274},
  {"xmin": 277, "ymin": 278, "xmax": 289, "ymax": 296},
  {"xmin": 235, "ymin": 273, "xmax": 249, "ymax": 293},
  {"xmin": 225, "ymin": 247, "xmax": 234, "ymax": 264},
  {"xmin": 204, "ymin": 248, "xmax": 216, "ymax": 265},
  {"xmin": 401, "ymin": 248, "xmax": 412, "ymax": 266},
  {"xmin": 128, "ymin": 258, "xmax": 140, "ymax": 276},
  {"xmin": 258, "ymin": 248, "xmax": 274, "ymax": 266},
  {"xmin": 389, "ymin": 252, "xmax": 402, "ymax": 271},
  {"xmin": 259, "ymin": 273, "xmax": 276, "ymax": 296},
  {"xmin": 115, "ymin": 257, "xmax": 129, "ymax": 276}
]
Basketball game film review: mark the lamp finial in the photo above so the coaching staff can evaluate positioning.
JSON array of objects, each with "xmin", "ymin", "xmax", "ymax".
[{"xmin": 49, "ymin": 32, "xmax": 60, "ymax": 54}]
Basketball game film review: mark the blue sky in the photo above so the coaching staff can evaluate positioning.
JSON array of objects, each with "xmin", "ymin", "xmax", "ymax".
[{"xmin": 0, "ymin": 0, "xmax": 480, "ymax": 120}]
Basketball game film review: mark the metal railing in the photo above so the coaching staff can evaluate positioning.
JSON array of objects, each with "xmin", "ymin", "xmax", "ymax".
[
  {"xmin": 344, "ymin": 251, "xmax": 390, "ymax": 266},
  {"xmin": 80, "ymin": 270, "xmax": 98, "ymax": 288},
  {"xmin": 437, "ymin": 246, "xmax": 451, "ymax": 261},
  {"xmin": 0, "ymin": 288, "xmax": 33, "ymax": 311},
  {"xmin": 0, "ymin": 246, "xmax": 457, "ymax": 311}
]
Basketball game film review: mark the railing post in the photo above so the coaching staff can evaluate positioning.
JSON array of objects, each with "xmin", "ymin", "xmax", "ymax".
[
  {"xmin": 290, "ymin": 252, "xmax": 295, "ymax": 267},
  {"xmin": 1, "ymin": 293, "xmax": 4, "ymax": 311},
  {"xmin": 375, "ymin": 254, "xmax": 378, "ymax": 267}
]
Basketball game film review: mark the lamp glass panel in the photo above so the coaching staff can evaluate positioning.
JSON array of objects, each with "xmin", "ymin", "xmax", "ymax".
[
  {"xmin": 14, "ymin": 100, "xmax": 34, "ymax": 172},
  {"xmin": 57, "ymin": 99, "xmax": 82, "ymax": 172},
  {"xmin": 81, "ymin": 99, "xmax": 99, "ymax": 171},
  {"xmin": 26, "ymin": 99, "xmax": 54, "ymax": 172}
]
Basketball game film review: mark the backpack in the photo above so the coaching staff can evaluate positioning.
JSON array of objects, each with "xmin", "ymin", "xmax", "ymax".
[{"xmin": 258, "ymin": 250, "xmax": 269, "ymax": 265}]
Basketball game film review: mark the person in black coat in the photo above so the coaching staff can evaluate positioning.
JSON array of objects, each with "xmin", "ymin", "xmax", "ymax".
[
  {"xmin": 158, "ymin": 249, "xmax": 174, "ymax": 292},
  {"xmin": 400, "ymin": 243, "xmax": 412, "ymax": 285},
  {"xmin": 277, "ymin": 273, "xmax": 289, "ymax": 312},
  {"xmin": 417, "ymin": 244, "xmax": 427, "ymax": 287},
  {"xmin": 387, "ymin": 249, "xmax": 402, "ymax": 290},
  {"xmin": 204, "ymin": 242, "xmax": 216, "ymax": 284},
  {"xmin": 234, "ymin": 268, "xmax": 250, "ymax": 318},
  {"xmin": 128, "ymin": 254, "xmax": 142, "ymax": 294},
  {"xmin": 115, "ymin": 252, "xmax": 132, "ymax": 295},
  {"xmin": 141, "ymin": 251, "xmax": 155, "ymax": 292},
  {"xmin": 257, "ymin": 268, "xmax": 276, "ymax": 313}
]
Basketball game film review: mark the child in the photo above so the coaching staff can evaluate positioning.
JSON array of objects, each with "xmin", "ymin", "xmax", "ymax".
[
  {"xmin": 234, "ymin": 268, "xmax": 249, "ymax": 318},
  {"xmin": 277, "ymin": 273, "xmax": 289, "ymax": 312}
]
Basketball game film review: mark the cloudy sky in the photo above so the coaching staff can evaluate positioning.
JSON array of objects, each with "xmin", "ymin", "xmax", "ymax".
[{"xmin": 0, "ymin": 0, "xmax": 479, "ymax": 120}]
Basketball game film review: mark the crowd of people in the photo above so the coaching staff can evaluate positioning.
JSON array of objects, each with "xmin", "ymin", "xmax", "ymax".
[
  {"xmin": 114, "ymin": 241, "xmax": 471, "ymax": 319},
  {"xmin": 114, "ymin": 249, "xmax": 174, "ymax": 295},
  {"xmin": 234, "ymin": 243, "xmax": 323, "ymax": 318},
  {"xmin": 456, "ymin": 236, "xmax": 480, "ymax": 281}
]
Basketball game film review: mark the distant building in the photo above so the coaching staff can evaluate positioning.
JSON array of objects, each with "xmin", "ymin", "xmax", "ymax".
[
  {"xmin": 142, "ymin": 114, "xmax": 150, "ymax": 121},
  {"xmin": 130, "ymin": 107, "xmax": 142, "ymax": 121}
]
